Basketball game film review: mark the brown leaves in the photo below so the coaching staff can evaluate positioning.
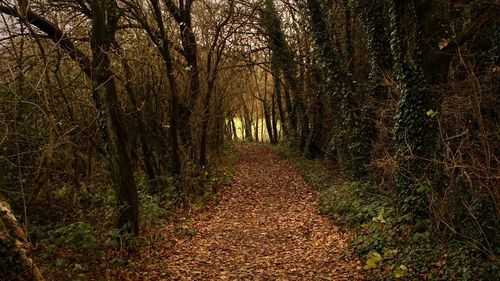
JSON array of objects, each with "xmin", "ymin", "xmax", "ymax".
[{"xmin": 112, "ymin": 145, "xmax": 364, "ymax": 280}]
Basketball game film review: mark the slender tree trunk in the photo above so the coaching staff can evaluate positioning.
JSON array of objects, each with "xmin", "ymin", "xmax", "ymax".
[
  {"xmin": 231, "ymin": 116, "xmax": 238, "ymax": 140},
  {"xmin": 271, "ymin": 88, "xmax": 278, "ymax": 144},
  {"xmin": 149, "ymin": 0, "xmax": 182, "ymax": 179},
  {"xmin": 118, "ymin": 45, "xmax": 159, "ymax": 188},
  {"xmin": 162, "ymin": 47, "xmax": 183, "ymax": 179},
  {"xmin": 90, "ymin": 0, "xmax": 139, "ymax": 234},
  {"xmin": 199, "ymin": 86, "xmax": 212, "ymax": 167},
  {"xmin": 263, "ymin": 95, "xmax": 275, "ymax": 144},
  {"xmin": 242, "ymin": 103, "xmax": 253, "ymax": 141},
  {"xmin": 271, "ymin": 52, "xmax": 286, "ymax": 139},
  {"xmin": 240, "ymin": 116, "xmax": 245, "ymax": 139},
  {"xmin": 254, "ymin": 104, "xmax": 259, "ymax": 142},
  {"xmin": 226, "ymin": 119, "xmax": 232, "ymax": 141}
]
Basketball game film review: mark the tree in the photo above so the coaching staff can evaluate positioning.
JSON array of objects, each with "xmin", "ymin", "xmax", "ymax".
[
  {"xmin": 259, "ymin": 0, "xmax": 309, "ymax": 149},
  {"xmin": 199, "ymin": 0, "xmax": 235, "ymax": 167},
  {"xmin": 89, "ymin": 0, "xmax": 139, "ymax": 234},
  {"xmin": 354, "ymin": 0, "xmax": 392, "ymax": 179},
  {"xmin": 1, "ymin": 1, "xmax": 140, "ymax": 235},
  {"xmin": 0, "ymin": 200, "xmax": 44, "ymax": 281}
]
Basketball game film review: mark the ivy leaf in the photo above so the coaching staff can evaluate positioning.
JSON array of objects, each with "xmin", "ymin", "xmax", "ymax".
[
  {"xmin": 372, "ymin": 208, "xmax": 386, "ymax": 224},
  {"xmin": 383, "ymin": 248, "xmax": 399, "ymax": 260},
  {"xmin": 363, "ymin": 251, "xmax": 382, "ymax": 270},
  {"xmin": 426, "ymin": 109, "xmax": 437, "ymax": 117},
  {"xmin": 394, "ymin": 265, "xmax": 408, "ymax": 278}
]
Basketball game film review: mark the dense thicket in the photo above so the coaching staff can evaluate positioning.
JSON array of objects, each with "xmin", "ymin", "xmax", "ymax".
[
  {"xmin": 255, "ymin": 1, "xmax": 498, "ymax": 278},
  {"xmin": 0, "ymin": 0, "xmax": 498, "ymax": 279}
]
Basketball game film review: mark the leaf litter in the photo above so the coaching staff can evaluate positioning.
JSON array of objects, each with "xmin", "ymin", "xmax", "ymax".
[{"xmin": 114, "ymin": 145, "xmax": 364, "ymax": 280}]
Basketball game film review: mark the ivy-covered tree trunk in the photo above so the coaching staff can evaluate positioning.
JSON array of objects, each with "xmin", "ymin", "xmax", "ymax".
[
  {"xmin": 354, "ymin": 0, "xmax": 392, "ymax": 179},
  {"xmin": 387, "ymin": 0, "xmax": 442, "ymax": 219},
  {"xmin": 304, "ymin": 64, "xmax": 324, "ymax": 157},
  {"xmin": 296, "ymin": 95, "xmax": 310, "ymax": 151},
  {"xmin": 305, "ymin": 0, "xmax": 335, "ymax": 160},
  {"xmin": 340, "ymin": 0, "xmax": 365, "ymax": 177},
  {"xmin": 283, "ymin": 84, "xmax": 296, "ymax": 131},
  {"xmin": 306, "ymin": 0, "xmax": 362, "ymax": 169}
]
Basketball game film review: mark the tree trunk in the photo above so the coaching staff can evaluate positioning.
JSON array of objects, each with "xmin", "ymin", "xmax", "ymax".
[
  {"xmin": 271, "ymin": 89, "xmax": 278, "ymax": 144},
  {"xmin": 199, "ymin": 85, "xmax": 212, "ymax": 167},
  {"xmin": 254, "ymin": 105, "xmax": 259, "ymax": 142},
  {"xmin": 260, "ymin": 0, "xmax": 308, "ymax": 143},
  {"xmin": 354, "ymin": 0, "xmax": 392, "ymax": 179},
  {"xmin": 388, "ymin": 0, "xmax": 443, "ymax": 219},
  {"xmin": 263, "ymin": 100, "xmax": 275, "ymax": 144},
  {"xmin": 227, "ymin": 119, "xmax": 233, "ymax": 141},
  {"xmin": 231, "ymin": 117, "xmax": 238, "ymax": 140},
  {"xmin": 168, "ymin": 0, "xmax": 201, "ymax": 153},
  {"xmin": 149, "ymin": 0, "xmax": 182, "ymax": 179},
  {"xmin": 118, "ymin": 45, "xmax": 159, "ymax": 189},
  {"xmin": 90, "ymin": 0, "xmax": 139, "ymax": 234},
  {"xmin": 242, "ymin": 103, "xmax": 253, "ymax": 141},
  {"xmin": 271, "ymin": 52, "xmax": 286, "ymax": 140},
  {"xmin": 0, "ymin": 201, "xmax": 44, "ymax": 281}
]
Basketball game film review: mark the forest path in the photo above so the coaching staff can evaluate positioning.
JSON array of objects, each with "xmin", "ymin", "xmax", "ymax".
[{"xmin": 125, "ymin": 145, "xmax": 363, "ymax": 280}]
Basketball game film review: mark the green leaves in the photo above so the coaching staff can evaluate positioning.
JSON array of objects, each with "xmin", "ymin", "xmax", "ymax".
[
  {"xmin": 426, "ymin": 109, "xmax": 438, "ymax": 117},
  {"xmin": 48, "ymin": 222, "xmax": 102, "ymax": 257},
  {"xmin": 372, "ymin": 207, "xmax": 386, "ymax": 224},
  {"xmin": 384, "ymin": 248, "xmax": 399, "ymax": 260},
  {"xmin": 394, "ymin": 265, "xmax": 409, "ymax": 278},
  {"xmin": 363, "ymin": 251, "xmax": 383, "ymax": 270},
  {"xmin": 363, "ymin": 248, "xmax": 408, "ymax": 279}
]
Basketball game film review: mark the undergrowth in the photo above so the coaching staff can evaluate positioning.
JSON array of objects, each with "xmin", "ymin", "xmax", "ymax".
[
  {"xmin": 277, "ymin": 145, "xmax": 499, "ymax": 280},
  {"xmin": 30, "ymin": 145, "xmax": 240, "ymax": 280}
]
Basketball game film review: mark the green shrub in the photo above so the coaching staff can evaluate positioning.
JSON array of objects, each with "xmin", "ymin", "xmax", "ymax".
[
  {"xmin": 47, "ymin": 222, "xmax": 102, "ymax": 257},
  {"xmin": 319, "ymin": 181, "xmax": 393, "ymax": 227},
  {"xmin": 139, "ymin": 191, "xmax": 172, "ymax": 227}
]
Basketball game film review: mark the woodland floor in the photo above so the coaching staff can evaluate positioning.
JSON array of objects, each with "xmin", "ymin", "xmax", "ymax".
[{"xmin": 115, "ymin": 145, "xmax": 364, "ymax": 280}]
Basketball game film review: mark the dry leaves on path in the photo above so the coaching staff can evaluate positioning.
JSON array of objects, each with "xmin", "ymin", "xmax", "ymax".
[{"xmin": 117, "ymin": 145, "xmax": 364, "ymax": 280}]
